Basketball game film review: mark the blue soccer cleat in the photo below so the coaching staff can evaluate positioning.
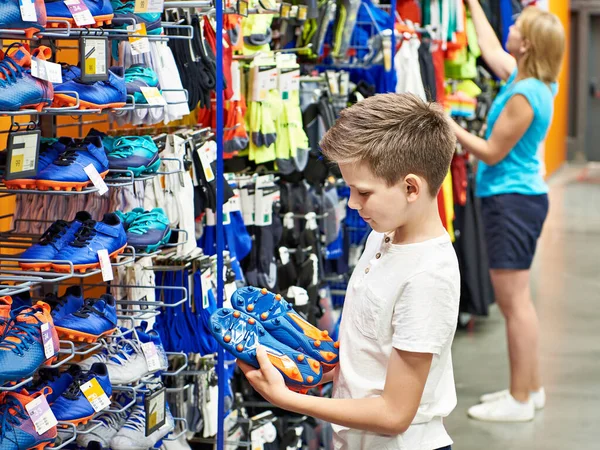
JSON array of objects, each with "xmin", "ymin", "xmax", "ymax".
[
  {"xmin": 48, "ymin": 285, "xmax": 84, "ymax": 322},
  {"xmin": 121, "ymin": 208, "xmax": 171, "ymax": 253},
  {"xmin": 51, "ymin": 213, "xmax": 127, "ymax": 273},
  {"xmin": 231, "ymin": 287, "xmax": 340, "ymax": 369},
  {"xmin": 19, "ymin": 211, "xmax": 93, "ymax": 271},
  {"xmin": 30, "ymin": 365, "xmax": 83, "ymax": 404},
  {"xmin": 210, "ymin": 308, "xmax": 323, "ymax": 390},
  {"xmin": 54, "ymin": 294, "xmax": 117, "ymax": 343},
  {"xmin": 50, "ymin": 362, "xmax": 112, "ymax": 426},
  {"xmin": 107, "ymin": 136, "xmax": 161, "ymax": 176},
  {"xmin": 45, "ymin": 0, "xmax": 114, "ymax": 27},
  {"xmin": 53, "ymin": 66, "xmax": 126, "ymax": 110},
  {"xmin": 0, "ymin": 0, "xmax": 47, "ymax": 37},
  {"xmin": 124, "ymin": 65, "xmax": 161, "ymax": 104}
]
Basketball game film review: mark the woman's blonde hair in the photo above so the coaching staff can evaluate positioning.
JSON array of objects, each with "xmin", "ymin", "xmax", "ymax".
[{"xmin": 518, "ymin": 6, "xmax": 566, "ymax": 84}]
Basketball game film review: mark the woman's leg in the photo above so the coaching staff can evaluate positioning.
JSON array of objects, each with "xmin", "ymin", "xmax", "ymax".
[{"xmin": 490, "ymin": 268, "xmax": 541, "ymax": 402}]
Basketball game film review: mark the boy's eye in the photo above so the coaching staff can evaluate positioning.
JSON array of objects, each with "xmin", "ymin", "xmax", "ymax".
[{"xmin": 358, "ymin": 191, "xmax": 371, "ymax": 197}]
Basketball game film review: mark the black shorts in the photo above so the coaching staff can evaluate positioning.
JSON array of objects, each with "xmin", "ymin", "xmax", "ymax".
[{"xmin": 481, "ymin": 193, "xmax": 549, "ymax": 270}]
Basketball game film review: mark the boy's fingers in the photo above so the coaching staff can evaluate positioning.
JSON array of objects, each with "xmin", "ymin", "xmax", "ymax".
[
  {"xmin": 236, "ymin": 359, "xmax": 255, "ymax": 375},
  {"xmin": 255, "ymin": 345, "xmax": 272, "ymax": 370}
]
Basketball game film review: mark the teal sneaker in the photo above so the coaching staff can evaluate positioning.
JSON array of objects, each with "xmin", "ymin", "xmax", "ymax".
[
  {"xmin": 115, "ymin": 207, "xmax": 144, "ymax": 229},
  {"xmin": 107, "ymin": 136, "xmax": 161, "ymax": 176},
  {"xmin": 110, "ymin": 1, "xmax": 163, "ymax": 34},
  {"xmin": 124, "ymin": 65, "xmax": 161, "ymax": 105},
  {"xmin": 124, "ymin": 208, "xmax": 171, "ymax": 253}
]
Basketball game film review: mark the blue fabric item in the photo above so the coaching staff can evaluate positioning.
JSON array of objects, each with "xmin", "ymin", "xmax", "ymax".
[
  {"xmin": 481, "ymin": 193, "xmax": 548, "ymax": 270},
  {"xmin": 477, "ymin": 70, "xmax": 558, "ymax": 197},
  {"xmin": 45, "ymin": 0, "xmax": 113, "ymax": 19}
]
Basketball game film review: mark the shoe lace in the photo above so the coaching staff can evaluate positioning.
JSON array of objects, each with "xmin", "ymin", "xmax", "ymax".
[
  {"xmin": 70, "ymin": 220, "xmax": 97, "ymax": 248},
  {"xmin": 122, "ymin": 404, "xmax": 146, "ymax": 432},
  {"xmin": 0, "ymin": 311, "xmax": 43, "ymax": 356},
  {"xmin": 127, "ymin": 212, "xmax": 165, "ymax": 235},
  {"xmin": 72, "ymin": 297, "xmax": 107, "ymax": 319},
  {"xmin": 62, "ymin": 371, "xmax": 93, "ymax": 400},
  {"xmin": 0, "ymin": 397, "xmax": 29, "ymax": 442},
  {"xmin": 53, "ymin": 147, "xmax": 86, "ymax": 167},
  {"xmin": 0, "ymin": 50, "xmax": 24, "ymax": 89},
  {"xmin": 37, "ymin": 220, "xmax": 69, "ymax": 246},
  {"xmin": 109, "ymin": 339, "xmax": 141, "ymax": 366}
]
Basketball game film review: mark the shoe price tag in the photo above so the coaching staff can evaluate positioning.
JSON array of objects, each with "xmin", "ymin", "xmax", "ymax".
[
  {"xmin": 31, "ymin": 58, "xmax": 63, "ymax": 84},
  {"xmin": 19, "ymin": 0, "xmax": 37, "ymax": 22},
  {"xmin": 64, "ymin": 0, "xmax": 95, "ymax": 26},
  {"xmin": 140, "ymin": 86, "xmax": 167, "ymax": 106},
  {"xmin": 201, "ymin": 268, "xmax": 212, "ymax": 309},
  {"xmin": 80, "ymin": 37, "xmax": 108, "ymax": 83},
  {"xmin": 142, "ymin": 341, "xmax": 162, "ymax": 372},
  {"xmin": 135, "ymin": 0, "xmax": 164, "ymax": 13},
  {"xmin": 128, "ymin": 23, "xmax": 151, "ymax": 55},
  {"xmin": 80, "ymin": 377, "xmax": 110, "ymax": 412},
  {"xmin": 5, "ymin": 130, "xmax": 40, "ymax": 181},
  {"xmin": 84, "ymin": 164, "xmax": 109, "ymax": 196},
  {"xmin": 144, "ymin": 387, "xmax": 166, "ymax": 436},
  {"xmin": 40, "ymin": 322, "xmax": 56, "ymax": 360},
  {"xmin": 278, "ymin": 68, "xmax": 300, "ymax": 101},
  {"xmin": 97, "ymin": 249, "xmax": 113, "ymax": 281},
  {"xmin": 25, "ymin": 395, "xmax": 57, "ymax": 436}
]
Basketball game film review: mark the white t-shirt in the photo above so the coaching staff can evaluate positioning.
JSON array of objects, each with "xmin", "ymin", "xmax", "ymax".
[{"xmin": 332, "ymin": 231, "xmax": 461, "ymax": 450}]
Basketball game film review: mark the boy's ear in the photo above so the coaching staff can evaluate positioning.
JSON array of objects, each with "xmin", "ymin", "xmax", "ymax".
[{"xmin": 404, "ymin": 174, "xmax": 421, "ymax": 202}]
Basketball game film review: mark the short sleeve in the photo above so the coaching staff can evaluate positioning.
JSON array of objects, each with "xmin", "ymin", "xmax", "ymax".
[
  {"xmin": 511, "ymin": 78, "xmax": 545, "ymax": 111},
  {"xmin": 392, "ymin": 271, "xmax": 460, "ymax": 355}
]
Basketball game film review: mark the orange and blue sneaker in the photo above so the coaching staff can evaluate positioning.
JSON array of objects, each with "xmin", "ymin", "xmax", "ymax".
[
  {"xmin": 231, "ymin": 287, "xmax": 339, "ymax": 370},
  {"xmin": 0, "ymin": 302, "xmax": 60, "ymax": 386},
  {"xmin": 0, "ymin": 389, "xmax": 57, "ymax": 450},
  {"xmin": 0, "ymin": 43, "xmax": 53, "ymax": 112},
  {"xmin": 210, "ymin": 308, "xmax": 323, "ymax": 390}
]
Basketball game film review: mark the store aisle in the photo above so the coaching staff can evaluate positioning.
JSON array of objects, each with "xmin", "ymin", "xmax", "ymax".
[{"xmin": 446, "ymin": 164, "xmax": 600, "ymax": 449}]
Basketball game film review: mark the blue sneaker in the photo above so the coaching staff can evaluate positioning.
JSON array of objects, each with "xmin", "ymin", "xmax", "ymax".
[
  {"xmin": 0, "ymin": 43, "xmax": 53, "ymax": 112},
  {"xmin": 107, "ymin": 136, "xmax": 161, "ymax": 176},
  {"xmin": 51, "ymin": 213, "xmax": 127, "ymax": 273},
  {"xmin": 50, "ymin": 362, "xmax": 112, "ymax": 426},
  {"xmin": 30, "ymin": 365, "xmax": 82, "ymax": 404},
  {"xmin": 45, "ymin": 0, "xmax": 114, "ymax": 27},
  {"xmin": 53, "ymin": 67, "xmax": 126, "ymax": 110},
  {"xmin": 110, "ymin": 0, "xmax": 162, "ymax": 34},
  {"xmin": 0, "ymin": 302, "xmax": 60, "ymax": 386},
  {"xmin": 210, "ymin": 308, "xmax": 323, "ymax": 390},
  {"xmin": 57, "ymin": 64, "xmax": 81, "ymax": 85},
  {"xmin": 48, "ymin": 286, "xmax": 85, "ymax": 322},
  {"xmin": 122, "ymin": 208, "xmax": 171, "ymax": 253},
  {"xmin": 54, "ymin": 294, "xmax": 117, "ymax": 343},
  {"xmin": 36, "ymin": 137, "xmax": 109, "ymax": 192},
  {"xmin": 19, "ymin": 211, "xmax": 93, "ymax": 271},
  {"xmin": 123, "ymin": 65, "xmax": 161, "ymax": 104},
  {"xmin": 0, "ymin": 0, "xmax": 47, "ymax": 37},
  {"xmin": 3, "ymin": 137, "xmax": 72, "ymax": 189},
  {"xmin": 231, "ymin": 287, "xmax": 340, "ymax": 369}
]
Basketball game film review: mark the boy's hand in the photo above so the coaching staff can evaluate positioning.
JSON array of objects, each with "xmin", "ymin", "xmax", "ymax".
[{"xmin": 237, "ymin": 346, "xmax": 294, "ymax": 408}]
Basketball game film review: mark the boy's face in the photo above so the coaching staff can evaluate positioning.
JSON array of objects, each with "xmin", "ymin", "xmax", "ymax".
[{"xmin": 338, "ymin": 161, "xmax": 421, "ymax": 234}]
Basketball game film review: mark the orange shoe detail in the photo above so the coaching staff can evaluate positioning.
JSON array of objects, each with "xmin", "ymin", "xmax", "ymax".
[
  {"xmin": 3, "ymin": 179, "xmax": 37, "ymax": 189},
  {"xmin": 261, "ymin": 288, "xmax": 268, "ymax": 295},
  {"xmin": 296, "ymin": 354, "xmax": 305, "ymax": 362},
  {"xmin": 287, "ymin": 313, "xmax": 333, "ymax": 342},
  {"xmin": 314, "ymin": 340, "xmax": 321, "ymax": 347},
  {"xmin": 321, "ymin": 330, "xmax": 329, "ymax": 338},
  {"xmin": 248, "ymin": 318, "xmax": 255, "ymax": 325},
  {"xmin": 224, "ymin": 335, "xmax": 231, "ymax": 343},
  {"xmin": 266, "ymin": 353, "xmax": 303, "ymax": 382},
  {"xmin": 308, "ymin": 359, "xmax": 321, "ymax": 374},
  {"xmin": 55, "ymin": 326, "xmax": 116, "ymax": 343},
  {"xmin": 307, "ymin": 376, "xmax": 314, "ymax": 384},
  {"xmin": 46, "ymin": 14, "xmax": 114, "ymax": 28},
  {"xmin": 334, "ymin": 341, "xmax": 340, "ymax": 349},
  {"xmin": 19, "ymin": 262, "xmax": 53, "ymax": 271},
  {"xmin": 275, "ymin": 294, "xmax": 282, "ymax": 301},
  {"xmin": 236, "ymin": 344, "xmax": 243, "ymax": 351},
  {"xmin": 52, "ymin": 93, "xmax": 125, "ymax": 111},
  {"xmin": 36, "ymin": 170, "xmax": 109, "ymax": 192},
  {"xmin": 51, "ymin": 243, "xmax": 125, "ymax": 273},
  {"xmin": 233, "ymin": 311, "xmax": 241, "ymax": 318},
  {"xmin": 320, "ymin": 351, "xmax": 337, "ymax": 362},
  {"xmin": 260, "ymin": 312, "xmax": 268, "ymax": 320},
  {"xmin": 247, "ymin": 304, "xmax": 254, "ymax": 312}
]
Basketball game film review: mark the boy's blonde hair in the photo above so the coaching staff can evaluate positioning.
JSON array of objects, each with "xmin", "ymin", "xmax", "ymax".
[
  {"xmin": 518, "ymin": 6, "xmax": 565, "ymax": 83},
  {"xmin": 320, "ymin": 93, "xmax": 456, "ymax": 197}
]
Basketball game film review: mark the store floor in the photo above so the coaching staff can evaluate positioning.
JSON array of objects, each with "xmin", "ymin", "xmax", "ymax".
[{"xmin": 446, "ymin": 164, "xmax": 600, "ymax": 449}]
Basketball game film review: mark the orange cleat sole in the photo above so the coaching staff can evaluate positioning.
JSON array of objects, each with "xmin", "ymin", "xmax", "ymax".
[
  {"xmin": 52, "ymin": 93, "xmax": 125, "ymax": 111},
  {"xmin": 51, "ymin": 244, "xmax": 127, "ymax": 273},
  {"xmin": 55, "ymin": 326, "xmax": 117, "ymax": 343},
  {"xmin": 18, "ymin": 262, "xmax": 53, "ymax": 271},
  {"xmin": 4, "ymin": 179, "xmax": 37, "ymax": 189},
  {"xmin": 36, "ymin": 170, "xmax": 109, "ymax": 192},
  {"xmin": 46, "ymin": 14, "xmax": 114, "ymax": 28}
]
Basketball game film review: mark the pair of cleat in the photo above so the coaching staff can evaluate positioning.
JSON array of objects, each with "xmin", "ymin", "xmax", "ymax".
[{"xmin": 210, "ymin": 286, "xmax": 339, "ymax": 391}]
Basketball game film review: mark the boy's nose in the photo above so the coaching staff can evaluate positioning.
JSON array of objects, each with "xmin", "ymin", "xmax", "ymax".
[{"xmin": 348, "ymin": 195, "xmax": 361, "ymax": 211}]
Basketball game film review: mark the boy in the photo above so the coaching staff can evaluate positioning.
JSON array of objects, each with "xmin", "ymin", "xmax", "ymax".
[{"xmin": 238, "ymin": 93, "xmax": 460, "ymax": 450}]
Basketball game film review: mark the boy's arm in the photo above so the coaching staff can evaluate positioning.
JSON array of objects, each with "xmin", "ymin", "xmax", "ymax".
[
  {"xmin": 317, "ymin": 365, "xmax": 337, "ymax": 385},
  {"xmin": 239, "ymin": 346, "xmax": 432, "ymax": 436}
]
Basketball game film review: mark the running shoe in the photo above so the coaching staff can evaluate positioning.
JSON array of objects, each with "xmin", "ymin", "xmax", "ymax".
[
  {"xmin": 210, "ymin": 308, "xmax": 323, "ymax": 389},
  {"xmin": 123, "ymin": 208, "xmax": 171, "ymax": 253},
  {"xmin": 3, "ymin": 137, "xmax": 72, "ymax": 190},
  {"xmin": 0, "ymin": 302, "xmax": 60, "ymax": 385},
  {"xmin": 0, "ymin": 390, "xmax": 57, "ymax": 450},
  {"xmin": 53, "ymin": 67, "xmax": 126, "ymax": 110},
  {"xmin": 48, "ymin": 286, "xmax": 84, "ymax": 322},
  {"xmin": 45, "ymin": 0, "xmax": 114, "ymax": 27},
  {"xmin": 110, "ymin": 0, "xmax": 162, "ymax": 34},
  {"xmin": 50, "ymin": 362, "xmax": 112, "ymax": 426},
  {"xmin": 19, "ymin": 211, "xmax": 93, "ymax": 271},
  {"xmin": 0, "ymin": 0, "xmax": 47, "ymax": 37},
  {"xmin": 36, "ymin": 137, "xmax": 109, "ymax": 192},
  {"xmin": 110, "ymin": 397, "xmax": 174, "ymax": 450},
  {"xmin": 76, "ymin": 406, "xmax": 128, "ymax": 448},
  {"xmin": 123, "ymin": 65, "xmax": 161, "ymax": 104},
  {"xmin": 232, "ymin": 286, "xmax": 339, "ymax": 368},
  {"xmin": 0, "ymin": 43, "xmax": 53, "ymax": 112},
  {"xmin": 30, "ymin": 365, "xmax": 82, "ymax": 403},
  {"xmin": 107, "ymin": 136, "xmax": 161, "ymax": 176},
  {"xmin": 54, "ymin": 295, "xmax": 117, "ymax": 343},
  {"xmin": 51, "ymin": 213, "xmax": 127, "ymax": 273}
]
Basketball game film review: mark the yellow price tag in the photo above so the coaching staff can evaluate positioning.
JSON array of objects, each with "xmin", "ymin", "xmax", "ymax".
[
  {"xmin": 129, "ymin": 23, "xmax": 147, "ymax": 43},
  {"xmin": 80, "ymin": 377, "xmax": 111, "ymax": 412},
  {"xmin": 134, "ymin": 0, "xmax": 148, "ymax": 12},
  {"xmin": 10, "ymin": 154, "xmax": 23, "ymax": 173},
  {"xmin": 148, "ymin": 411, "xmax": 157, "ymax": 428},
  {"xmin": 85, "ymin": 57, "xmax": 96, "ymax": 75},
  {"xmin": 297, "ymin": 5, "xmax": 307, "ymax": 20}
]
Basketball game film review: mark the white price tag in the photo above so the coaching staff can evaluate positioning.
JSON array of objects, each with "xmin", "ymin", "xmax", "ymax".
[
  {"xmin": 31, "ymin": 58, "xmax": 63, "ymax": 84},
  {"xmin": 64, "ymin": 0, "xmax": 95, "ymax": 26},
  {"xmin": 128, "ymin": 24, "xmax": 150, "ymax": 55},
  {"xmin": 142, "ymin": 341, "xmax": 161, "ymax": 372},
  {"xmin": 80, "ymin": 378, "xmax": 110, "ymax": 412},
  {"xmin": 140, "ymin": 86, "xmax": 167, "ymax": 106},
  {"xmin": 229, "ymin": 190, "xmax": 242, "ymax": 212},
  {"xmin": 197, "ymin": 146, "xmax": 215, "ymax": 182},
  {"xmin": 40, "ymin": 322, "xmax": 55, "ymax": 360},
  {"xmin": 278, "ymin": 68, "xmax": 300, "ymax": 100},
  {"xmin": 97, "ymin": 249, "xmax": 113, "ymax": 281},
  {"xmin": 19, "ymin": 0, "xmax": 37, "ymax": 22},
  {"xmin": 201, "ymin": 269, "xmax": 212, "ymax": 309},
  {"xmin": 84, "ymin": 164, "xmax": 109, "ymax": 196},
  {"xmin": 25, "ymin": 395, "xmax": 57, "ymax": 435},
  {"xmin": 251, "ymin": 65, "xmax": 277, "ymax": 102},
  {"xmin": 240, "ymin": 186, "xmax": 255, "ymax": 226}
]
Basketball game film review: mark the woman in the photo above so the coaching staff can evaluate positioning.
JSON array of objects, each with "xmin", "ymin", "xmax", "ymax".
[{"xmin": 450, "ymin": 1, "xmax": 565, "ymax": 422}]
